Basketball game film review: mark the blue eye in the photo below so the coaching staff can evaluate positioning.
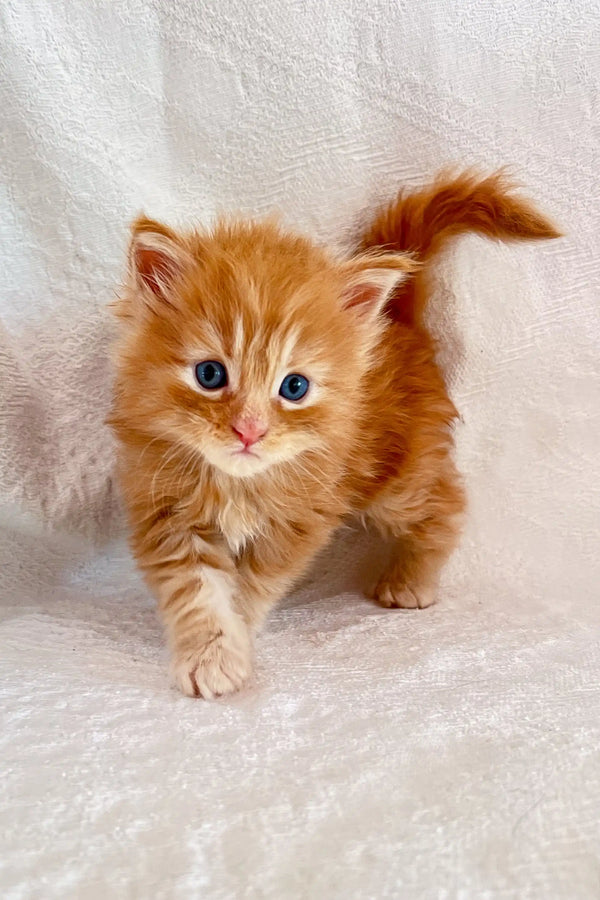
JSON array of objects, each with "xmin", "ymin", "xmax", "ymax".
[
  {"xmin": 194, "ymin": 360, "xmax": 228, "ymax": 390},
  {"xmin": 279, "ymin": 373, "xmax": 309, "ymax": 402}
]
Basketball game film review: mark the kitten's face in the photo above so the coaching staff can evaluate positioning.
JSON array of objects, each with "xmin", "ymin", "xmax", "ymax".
[
  {"xmin": 113, "ymin": 219, "xmax": 412, "ymax": 480},
  {"xmin": 171, "ymin": 305, "xmax": 342, "ymax": 478}
]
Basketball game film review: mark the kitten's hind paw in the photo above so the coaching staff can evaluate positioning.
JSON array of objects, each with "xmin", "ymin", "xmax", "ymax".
[
  {"xmin": 373, "ymin": 578, "xmax": 436, "ymax": 610},
  {"xmin": 172, "ymin": 624, "xmax": 252, "ymax": 699}
]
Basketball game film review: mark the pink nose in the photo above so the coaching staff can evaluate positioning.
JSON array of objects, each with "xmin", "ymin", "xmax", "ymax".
[{"xmin": 232, "ymin": 418, "xmax": 268, "ymax": 448}]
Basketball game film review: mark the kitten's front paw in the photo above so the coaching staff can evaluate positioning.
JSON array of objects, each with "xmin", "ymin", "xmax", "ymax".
[
  {"xmin": 172, "ymin": 623, "xmax": 252, "ymax": 699},
  {"xmin": 374, "ymin": 578, "xmax": 436, "ymax": 610}
]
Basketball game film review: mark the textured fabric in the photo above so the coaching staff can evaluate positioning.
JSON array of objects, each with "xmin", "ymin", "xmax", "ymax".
[{"xmin": 1, "ymin": 1, "xmax": 599, "ymax": 897}]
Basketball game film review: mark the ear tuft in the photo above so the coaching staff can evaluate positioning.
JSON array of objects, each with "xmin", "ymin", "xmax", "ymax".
[
  {"xmin": 129, "ymin": 217, "xmax": 190, "ymax": 304},
  {"xmin": 340, "ymin": 252, "xmax": 418, "ymax": 321}
]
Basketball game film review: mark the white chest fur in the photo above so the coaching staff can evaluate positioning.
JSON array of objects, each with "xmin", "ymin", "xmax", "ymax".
[{"xmin": 217, "ymin": 498, "xmax": 260, "ymax": 555}]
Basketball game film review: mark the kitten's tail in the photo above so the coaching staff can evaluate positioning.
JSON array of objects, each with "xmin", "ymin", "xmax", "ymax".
[{"xmin": 359, "ymin": 170, "xmax": 562, "ymax": 327}]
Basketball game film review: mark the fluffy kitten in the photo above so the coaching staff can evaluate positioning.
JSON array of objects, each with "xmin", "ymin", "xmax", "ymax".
[{"xmin": 109, "ymin": 172, "xmax": 559, "ymax": 698}]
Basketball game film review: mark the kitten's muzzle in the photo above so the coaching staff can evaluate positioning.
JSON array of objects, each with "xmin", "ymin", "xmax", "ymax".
[{"xmin": 231, "ymin": 417, "xmax": 268, "ymax": 449}]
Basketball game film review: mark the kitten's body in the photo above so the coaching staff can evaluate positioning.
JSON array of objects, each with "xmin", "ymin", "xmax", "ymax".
[{"xmin": 110, "ymin": 172, "xmax": 559, "ymax": 697}]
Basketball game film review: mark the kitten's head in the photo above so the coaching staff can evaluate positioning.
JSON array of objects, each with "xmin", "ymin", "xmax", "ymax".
[{"xmin": 112, "ymin": 216, "xmax": 414, "ymax": 479}]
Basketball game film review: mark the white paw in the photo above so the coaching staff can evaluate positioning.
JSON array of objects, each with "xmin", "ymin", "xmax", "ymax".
[
  {"xmin": 172, "ymin": 623, "xmax": 252, "ymax": 699},
  {"xmin": 374, "ymin": 579, "xmax": 436, "ymax": 610}
]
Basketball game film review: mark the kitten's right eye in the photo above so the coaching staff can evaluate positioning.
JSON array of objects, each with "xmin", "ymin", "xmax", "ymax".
[{"xmin": 194, "ymin": 360, "xmax": 228, "ymax": 391}]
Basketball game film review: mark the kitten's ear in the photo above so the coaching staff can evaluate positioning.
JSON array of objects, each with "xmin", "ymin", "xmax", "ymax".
[
  {"xmin": 340, "ymin": 253, "xmax": 417, "ymax": 322},
  {"xmin": 129, "ymin": 217, "xmax": 192, "ymax": 306}
]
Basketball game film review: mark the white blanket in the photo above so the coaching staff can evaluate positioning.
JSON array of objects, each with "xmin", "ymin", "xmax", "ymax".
[{"xmin": 1, "ymin": 1, "xmax": 599, "ymax": 897}]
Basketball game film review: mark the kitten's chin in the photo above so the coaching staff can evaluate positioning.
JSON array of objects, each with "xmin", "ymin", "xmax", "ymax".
[
  {"xmin": 202, "ymin": 445, "xmax": 274, "ymax": 479},
  {"xmin": 201, "ymin": 437, "xmax": 317, "ymax": 479}
]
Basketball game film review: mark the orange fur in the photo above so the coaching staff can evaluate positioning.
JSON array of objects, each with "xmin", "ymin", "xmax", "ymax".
[
  {"xmin": 109, "ymin": 171, "xmax": 560, "ymax": 698},
  {"xmin": 360, "ymin": 169, "xmax": 561, "ymax": 327}
]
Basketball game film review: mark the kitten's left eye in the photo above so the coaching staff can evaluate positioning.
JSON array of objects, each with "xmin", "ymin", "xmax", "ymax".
[
  {"xmin": 279, "ymin": 373, "xmax": 309, "ymax": 402},
  {"xmin": 194, "ymin": 360, "xmax": 228, "ymax": 390}
]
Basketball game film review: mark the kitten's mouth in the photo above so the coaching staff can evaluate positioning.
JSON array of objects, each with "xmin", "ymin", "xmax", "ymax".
[
  {"xmin": 231, "ymin": 447, "xmax": 260, "ymax": 458},
  {"xmin": 202, "ymin": 442, "xmax": 272, "ymax": 478}
]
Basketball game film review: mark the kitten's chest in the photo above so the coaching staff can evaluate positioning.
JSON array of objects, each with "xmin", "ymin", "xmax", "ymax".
[{"xmin": 216, "ymin": 497, "xmax": 262, "ymax": 556}]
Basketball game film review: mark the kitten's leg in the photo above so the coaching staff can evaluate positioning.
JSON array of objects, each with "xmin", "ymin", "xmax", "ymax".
[
  {"xmin": 368, "ymin": 464, "xmax": 465, "ymax": 610},
  {"xmin": 138, "ymin": 530, "xmax": 252, "ymax": 698},
  {"xmin": 236, "ymin": 517, "xmax": 338, "ymax": 630}
]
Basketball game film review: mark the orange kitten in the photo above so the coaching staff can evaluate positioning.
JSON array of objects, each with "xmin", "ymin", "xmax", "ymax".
[{"xmin": 109, "ymin": 172, "xmax": 559, "ymax": 698}]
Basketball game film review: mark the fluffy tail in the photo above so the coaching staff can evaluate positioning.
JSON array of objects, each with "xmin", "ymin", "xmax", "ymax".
[{"xmin": 359, "ymin": 170, "xmax": 562, "ymax": 327}]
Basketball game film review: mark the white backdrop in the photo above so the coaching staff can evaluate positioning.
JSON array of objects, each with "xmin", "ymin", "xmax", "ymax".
[{"xmin": 1, "ymin": 1, "xmax": 599, "ymax": 898}]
